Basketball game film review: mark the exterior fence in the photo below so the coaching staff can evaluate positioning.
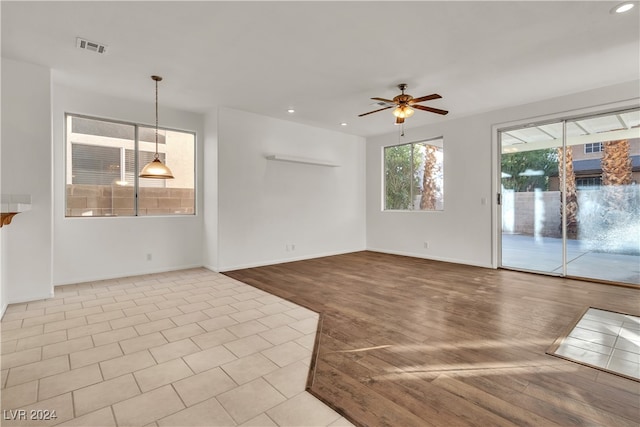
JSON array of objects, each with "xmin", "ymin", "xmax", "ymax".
[
  {"xmin": 502, "ymin": 190, "xmax": 561, "ymax": 238},
  {"xmin": 66, "ymin": 184, "xmax": 194, "ymax": 216},
  {"xmin": 503, "ymin": 187, "xmax": 640, "ymax": 254}
]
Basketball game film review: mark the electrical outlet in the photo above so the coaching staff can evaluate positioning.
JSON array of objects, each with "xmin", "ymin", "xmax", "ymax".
[
  {"xmin": 424, "ymin": 241, "xmax": 429, "ymax": 249},
  {"xmin": 291, "ymin": 244, "xmax": 295, "ymax": 251},
  {"xmin": 146, "ymin": 253, "xmax": 152, "ymax": 261}
]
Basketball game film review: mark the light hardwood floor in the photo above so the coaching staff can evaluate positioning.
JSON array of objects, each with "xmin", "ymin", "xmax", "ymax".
[{"xmin": 225, "ymin": 251, "xmax": 640, "ymax": 427}]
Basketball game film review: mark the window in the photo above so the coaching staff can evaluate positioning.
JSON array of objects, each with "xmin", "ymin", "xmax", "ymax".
[
  {"xmin": 584, "ymin": 142, "xmax": 603, "ymax": 153},
  {"xmin": 65, "ymin": 114, "xmax": 195, "ymax": 217},
  {"xmin": 383, "ymin": 138, "xmax": 444, "ymax": 211},
  {"xmin": 576, "ymin": 176, "xmax": 602, "ymax": 189}
]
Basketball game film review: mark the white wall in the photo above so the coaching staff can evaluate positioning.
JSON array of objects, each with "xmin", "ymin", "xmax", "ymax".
[
  {"xmin": 202, "ymin": 110, "xmax": 218, "ymax": 270},
  {"xmin": 217, "ymin": 108, "xmax": 366, "ymax": 271},
  {"xmin": 1, "ymin": 58, "xmax": 3, "ymax": 316},
  {"xmin": 1, "ymin": 58, "xmax": 54, "ymax": 304},
  {"xmin": 52, "ymin": 84, "xmax": 205, "ymax": 285},
  {"xmin": 366, "ymin": 80, "xmax": 640, "ymax": 268}
]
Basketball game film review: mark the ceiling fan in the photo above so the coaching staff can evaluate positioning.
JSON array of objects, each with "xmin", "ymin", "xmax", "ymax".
[{"xmin": 359, "ymin": 83, "xmax": 448, "ymax": 124}]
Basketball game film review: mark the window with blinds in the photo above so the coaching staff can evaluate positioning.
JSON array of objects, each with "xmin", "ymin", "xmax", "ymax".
[
  {"xmin": 71, "ymin": 144, "xmax": 122, "ymax": 185},
  {"xmin": 65, "ymin": 114, "xmax": 195, "ymax": 217}
]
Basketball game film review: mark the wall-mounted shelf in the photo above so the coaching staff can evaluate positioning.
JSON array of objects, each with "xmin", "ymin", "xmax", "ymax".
[
  {"xmin": 1, "ymin": 194, "xmax": 32, "ymax": 227},
  {"xmin": 265, "ymin": 154, "xmax": 339, "ymax": 167}
]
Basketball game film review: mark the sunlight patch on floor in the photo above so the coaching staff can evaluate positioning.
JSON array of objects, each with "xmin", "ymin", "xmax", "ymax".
[{"xmin": 376, "ymin": 360, "xmax": 577, "ymax": 380}]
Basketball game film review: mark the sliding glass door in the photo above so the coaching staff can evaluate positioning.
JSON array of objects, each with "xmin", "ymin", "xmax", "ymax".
[
  {"xmin": 564, "ymin": 111, "xmax": 640, "ymax": 283},
  {"xmin": 500, "ymin": 108, "xmax": 640, "ymax": 286},
  {"xmin": 500, "ymin": 121, "xmax": 563, "ymax": 275}
]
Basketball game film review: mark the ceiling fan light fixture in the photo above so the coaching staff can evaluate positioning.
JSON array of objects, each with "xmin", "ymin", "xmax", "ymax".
[
  {"xmin": 404, "ymin": 106, "xmax": 414, "ymax": 118},
  {"xmin": 358, "ymin": 84, "xmax": 448, "ymax": 123},
  {"xmin": 393, "ymin": 105, "xmax": 414, "ymax": 119},
  {"xmin": 139, "ymin": 75, "xmax": 174, "ymax": 180}
]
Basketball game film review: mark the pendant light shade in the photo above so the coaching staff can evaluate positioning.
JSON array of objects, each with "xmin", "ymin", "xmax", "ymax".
[
  {"xmin": 139, "ymin": 158, "xmax": 174, "ymax": 179},
  {"xmin": 139, "ymin": 75, "xmax": 174, "ymax": 179}
]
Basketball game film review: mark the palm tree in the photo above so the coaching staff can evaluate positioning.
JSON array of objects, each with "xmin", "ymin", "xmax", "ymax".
[
  {"xmin": 602, "ymin": 139, "xmax": 632, "ymax": 186},
  {"xmin": 420, "ymin": 146, "xmax": 438, "ymax": 210},
  {"xmin": 557, "ymin": 147, "xmax": 578, "ymax": 238},
  {"xmin": 601, "ymin": 139, "xmax": 632, "ymax": 227}
]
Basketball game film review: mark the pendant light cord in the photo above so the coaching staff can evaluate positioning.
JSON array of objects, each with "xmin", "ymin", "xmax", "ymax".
[
  {"xmin": 140, "ymin": 75, "xmax": 174, "ymax": 179},
  {"xmin": 154, "ymin": 77, "xmax": 159, "ymax": 160}
]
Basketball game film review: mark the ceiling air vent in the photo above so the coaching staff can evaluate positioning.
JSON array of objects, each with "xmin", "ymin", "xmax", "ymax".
[{"xmin": 76, "ymin": 37, "xmax": 107, "ymax": 54}]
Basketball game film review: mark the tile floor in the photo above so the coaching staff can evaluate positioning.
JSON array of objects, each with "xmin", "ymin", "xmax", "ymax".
[
  {"xmin": 0, "ymin": 268, "xmax": 353, "ymax": 426},
  {"xmin": 554, "ymin": 307, "xmax": 640, "ymax": 380}
]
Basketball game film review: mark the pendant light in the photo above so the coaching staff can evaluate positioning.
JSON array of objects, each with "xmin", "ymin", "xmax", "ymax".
[{"xmin": 139, "ymin": 75, "xmax": 174, "ymax": 179}]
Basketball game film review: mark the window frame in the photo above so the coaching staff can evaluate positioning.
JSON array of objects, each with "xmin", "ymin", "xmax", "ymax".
[
  {"xmin": 576, "ymin": 176, "xmax": 603, "ymax": 189},
  {"xmin": 382, "ymin": 136, "xmax": 444, "ymax": 212},
  {"xmin": 584, "ymin": 142, "xmax": 603, "ymax": 154},
  {"xmin": 64, "ymin": 112, "xmax": 197, "ymax": 218}
]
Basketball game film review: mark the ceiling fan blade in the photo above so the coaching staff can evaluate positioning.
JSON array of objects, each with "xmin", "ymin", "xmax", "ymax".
[
  {"xmin": 409, "ymin": 94, "xmax": 442, "ymax": 104},
  {"xmin": 413, "ymin": 104, "xmax": 449, "ymax": 115},
  {"xmin": 371, "ymin": 97, "xmax": 397, "ymax": 105},
  {"xmin": 358, "ymin": 106, "xmax": 393, "ymax": 117}
]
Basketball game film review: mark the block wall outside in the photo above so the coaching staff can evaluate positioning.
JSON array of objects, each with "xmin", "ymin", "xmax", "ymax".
[
  {"xmin": 65, "ymin": 184, "xmax": 194, "ymax": 216},
  {"xmin": 503, "ymin": 188, "xmax": 639, "ymax": 241},
  {"xmin": 502, "ymin": 191, "xmax": 562, "ymax": 238}
]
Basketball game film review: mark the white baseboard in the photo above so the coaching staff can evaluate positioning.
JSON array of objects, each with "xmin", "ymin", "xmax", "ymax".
[
  {"xmin": 202, "ymin": 264, "xmax": 219, "ymax": 273},
  {"xmin": 218, "ymin": 248, "xmax": 365, "ymax": 272},
  {"xmin": 53, "ymin": 263, "xmax": 205, "ymax": 288},
  {"xmin": 217, "ymin": 247, "xmax": 491, "ymax": 273},
  {"xmin": 6, "ymin": 290, "xmax": 55, "ymax": 307},
  {"xmin": 366, "ymin": 247, "xmax": 493, "ymax": 269}
]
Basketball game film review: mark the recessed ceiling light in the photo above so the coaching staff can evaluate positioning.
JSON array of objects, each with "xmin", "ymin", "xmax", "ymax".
[
  {"xmin": 287, "ymin": 109, "xmax": 295, "ymax": 113},
  {"xmin": 611, "ymin": 2, "xmax": 635, "ymax": 13},
  {"xmin": 340, "ymin": 122, "xmax": 348, "ymax": 126}
]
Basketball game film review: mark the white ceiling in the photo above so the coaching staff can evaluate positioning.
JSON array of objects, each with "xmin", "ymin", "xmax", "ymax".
[{"xmin": 2, "ymin": 1, "xmax": 639, "ymax": 137}]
